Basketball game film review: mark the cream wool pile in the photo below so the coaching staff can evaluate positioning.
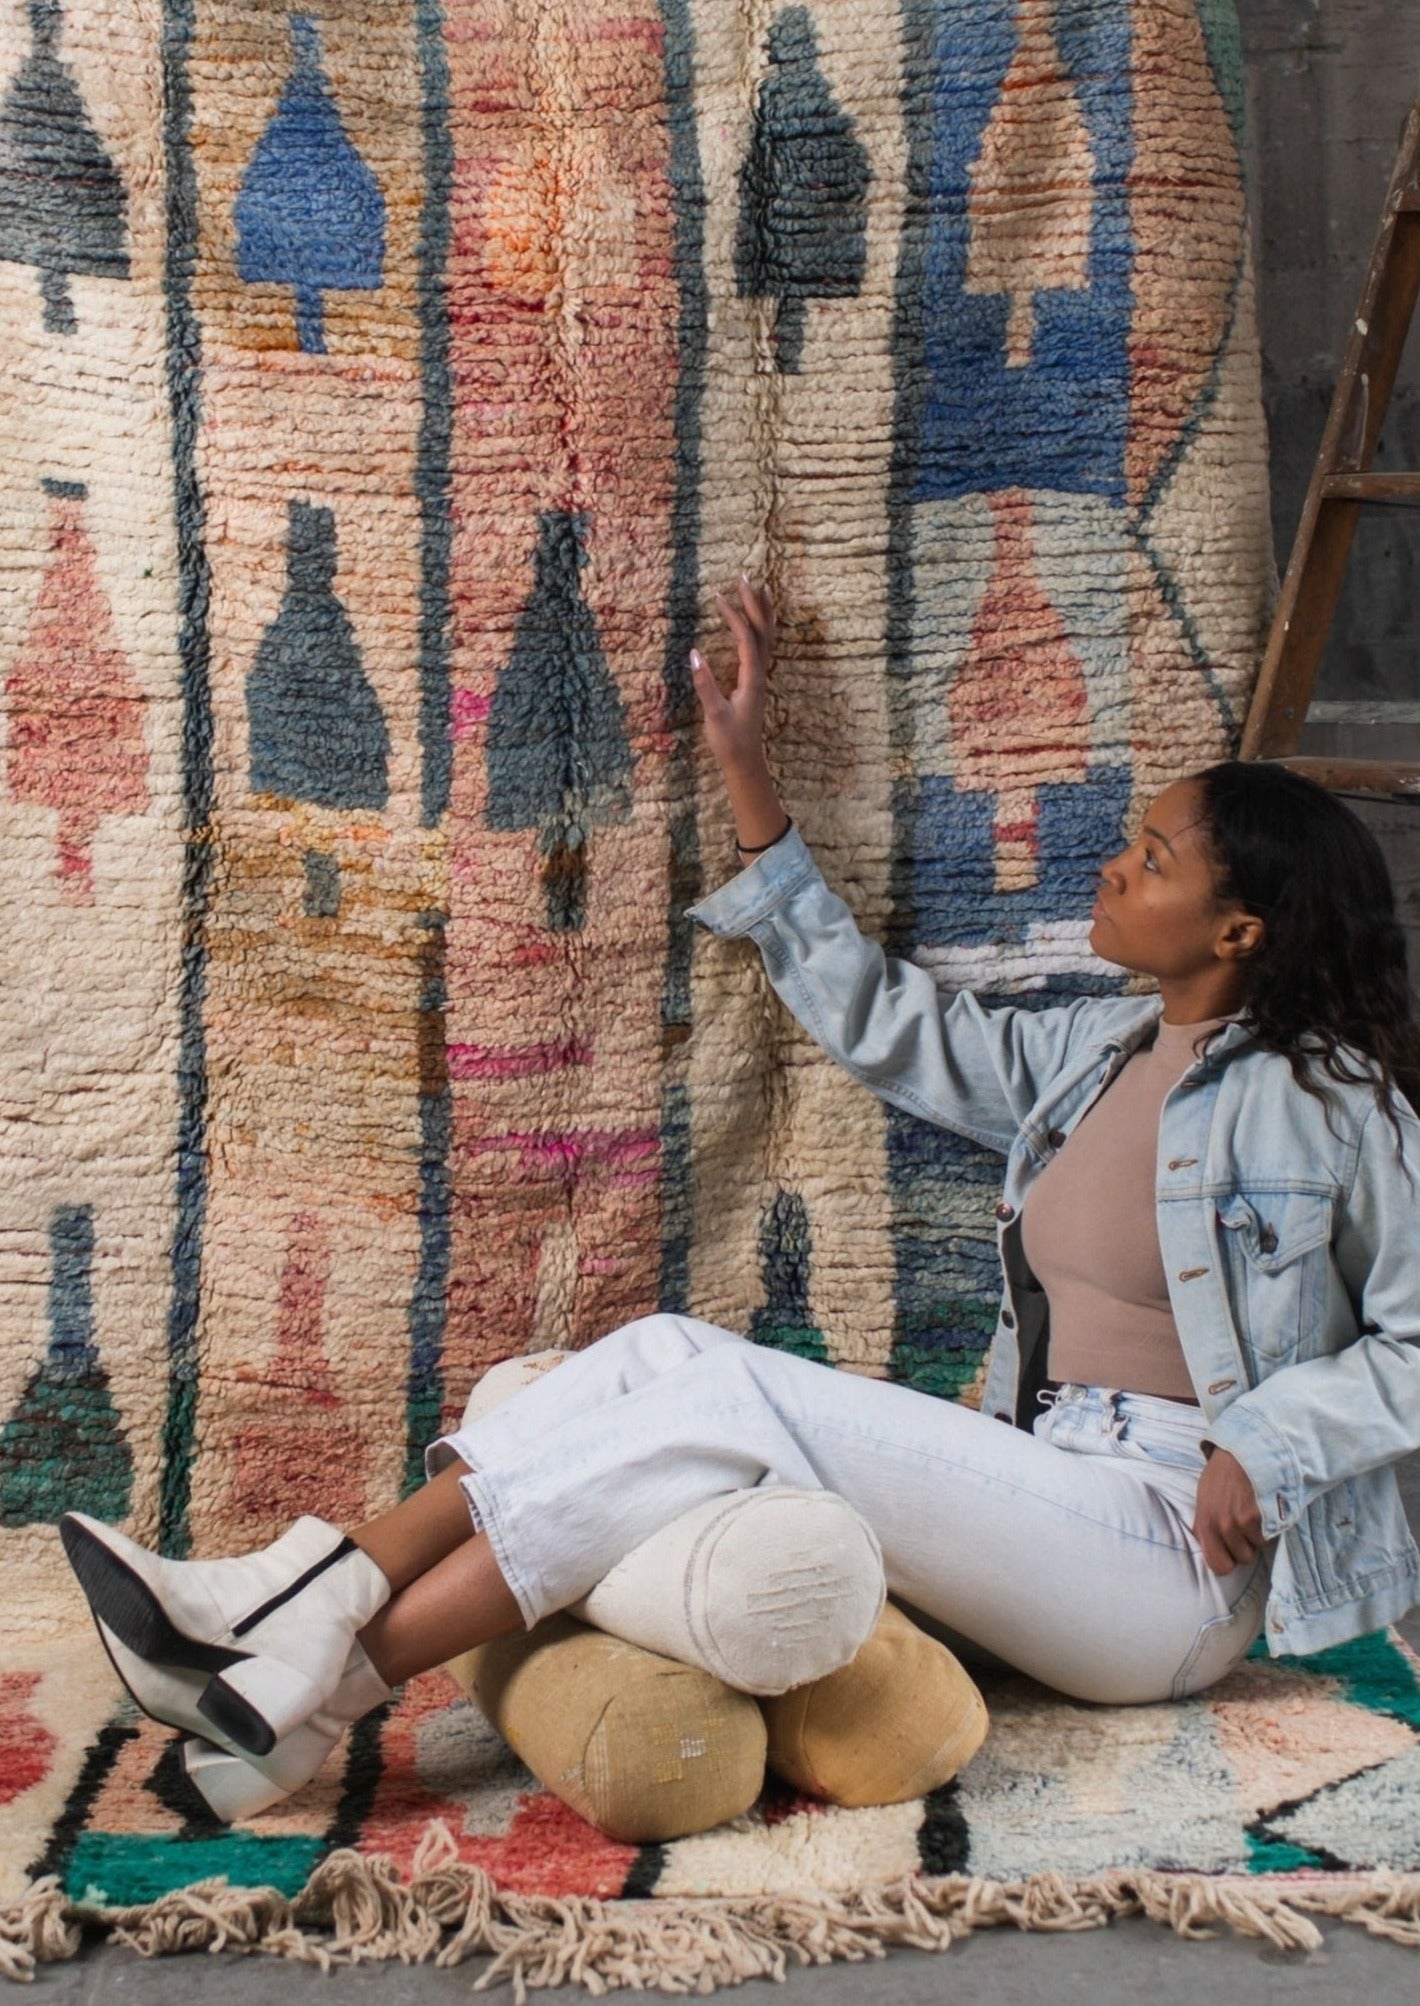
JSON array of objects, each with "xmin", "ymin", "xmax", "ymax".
[{"xmin": 5, "ymin": 0, "xmax": 1412, "ymax": 1987}]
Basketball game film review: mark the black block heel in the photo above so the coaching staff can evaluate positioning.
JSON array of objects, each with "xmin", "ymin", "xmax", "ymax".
[{"xmin": 197, "ymin": 1674, "xmax": 277, "ymax": 1758}]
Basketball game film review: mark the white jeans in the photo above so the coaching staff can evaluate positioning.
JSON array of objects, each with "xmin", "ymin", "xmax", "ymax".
[{"xmin": 432, "ymin": 1314, "xmax": 1270, "ymax": 1705}]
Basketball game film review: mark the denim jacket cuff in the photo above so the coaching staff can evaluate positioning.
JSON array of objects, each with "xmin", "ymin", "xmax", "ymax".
[
  {"xmin": 687, "ymin": 825, "xmax": 818, "ymax": 937},
  {"xmin": 1202, "ymin": 1399, "xmax": 1302, "ymax": 1539}
]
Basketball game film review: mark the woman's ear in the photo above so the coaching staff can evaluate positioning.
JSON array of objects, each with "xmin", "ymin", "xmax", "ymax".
[{"xmin": 1217, "ymin": 909, "xmax": 1265, "ymax": 963}]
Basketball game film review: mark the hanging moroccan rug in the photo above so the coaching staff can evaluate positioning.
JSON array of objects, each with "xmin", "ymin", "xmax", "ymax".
[
  {"xmin": 10, "ymin": 0, "xmax": 1412, "ymax": 1985},
  {"xmin": 5, "ymin": 1631, "xmax": 1420, "ymax": 1984}
]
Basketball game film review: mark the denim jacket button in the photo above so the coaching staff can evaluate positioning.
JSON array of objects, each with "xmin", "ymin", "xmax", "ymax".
[
  {"xmin": 1000, "ymin": 1309, "xmax": 1016, "ymax": 1330},
  {"xmin": 995, "ymin": 1202, "xmax": 1015, "ymax": 1223},
  {"xmin": 1047, "ymin": 1128, "xmax": 1067, "ymax": 1150},
  {"xmin": 994, "ymin": 1411, "xmax": 1013, "ymax": 1425}
]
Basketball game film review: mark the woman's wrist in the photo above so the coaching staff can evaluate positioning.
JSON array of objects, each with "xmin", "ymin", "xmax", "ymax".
[
  {"xmin": 718, "ymin": 752, "xmax": 787, "ymax": 853},
  {"xmin": 716, "ymin": 746, "xmax": 772, "ymax": 788},
  {"xmin": 736, "ymin": 815, "xmax": 792, "ymax": 857},
  {"xmin": 731, "ymin": 804, "xmax": 791, "ymax": 851}
]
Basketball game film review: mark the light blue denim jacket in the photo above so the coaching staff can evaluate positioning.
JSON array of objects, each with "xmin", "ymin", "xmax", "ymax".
[{"xmin": 689, "ymin": 826, "xmax": 1420, "ymax": 1656}]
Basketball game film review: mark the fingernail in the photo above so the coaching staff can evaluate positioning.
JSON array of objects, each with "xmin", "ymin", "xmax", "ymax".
[{"xmin": 689, "ymin": 648, "xmax": 702, "ymax": 669}]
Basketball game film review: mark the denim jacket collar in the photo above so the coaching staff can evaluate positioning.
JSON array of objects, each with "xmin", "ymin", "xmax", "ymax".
[{"xmin": 1090, "ymin": 1002, "xmax": 1254, "ymax": 1066}]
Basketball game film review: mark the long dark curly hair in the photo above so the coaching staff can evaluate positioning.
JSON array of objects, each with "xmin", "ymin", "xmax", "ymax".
[{"xmin": 1194, "ymin": 760, "xmax": 1420, "ymax": 1134}]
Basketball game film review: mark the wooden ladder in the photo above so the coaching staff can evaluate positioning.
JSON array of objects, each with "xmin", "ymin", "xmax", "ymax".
[{"xmin": 1240, "ymin": 80, "xmax": 1420, "ymax": 799}]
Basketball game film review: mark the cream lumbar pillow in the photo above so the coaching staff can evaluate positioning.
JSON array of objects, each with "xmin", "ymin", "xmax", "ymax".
[{"xmin": 572, "ymin": 1486, "xmax": 886, "ymax": 1695}]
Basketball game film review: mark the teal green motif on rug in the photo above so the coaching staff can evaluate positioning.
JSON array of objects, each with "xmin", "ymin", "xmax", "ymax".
[
  {"xmin": 1251, "ymin": 1628, "xmax": 1420, "ymax": 1729},
  {"xmin": 1243, "ymin": 1628, "xmax": 1420, "ymax": 1875},
  {"xmin": 1196, "ymin": 0, "xmax": 1246, "ymax": 155},
  {"xmin": 1245, "ymin": 1833, "xmax": 1328, "ymax": 1876},
  {"xmin": 0, "ymin": 1206, "xmax": 132, "ymax": 1527},
  {"xmin": 66, "ymin": 1833, "xmax": 327, "ymax": 1907}
]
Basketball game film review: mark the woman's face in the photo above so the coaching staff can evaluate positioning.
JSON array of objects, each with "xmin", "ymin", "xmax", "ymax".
[{"xmin": 1089, "ymin": 778, "xmax": 1254, "ymax": 984}]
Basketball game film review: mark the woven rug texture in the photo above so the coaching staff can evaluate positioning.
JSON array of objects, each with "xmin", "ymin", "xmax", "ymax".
[{"xmin": 5, "ymin": 0, "xmax": 1400, "ymax": 1980}]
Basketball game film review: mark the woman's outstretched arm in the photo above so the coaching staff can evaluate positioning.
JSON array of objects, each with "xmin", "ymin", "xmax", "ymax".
[{"xmin": 686, "ymin": 583, "xmax": 1133, "ymax": 1153}]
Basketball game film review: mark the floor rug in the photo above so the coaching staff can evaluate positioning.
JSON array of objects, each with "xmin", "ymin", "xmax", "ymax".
[
  {"xmin": 4, "ymin": 1630, "xmax": 1420, "ymax": 1984},
  {"xmin": 0, "ymin": 0, "xmax": 1343, "ymax": 1984}
]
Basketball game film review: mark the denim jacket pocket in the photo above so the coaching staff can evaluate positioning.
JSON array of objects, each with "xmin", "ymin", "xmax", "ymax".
[{"xmin": 1215, "ymin": 1190, "xmax": 1333, "ymax": 1366}]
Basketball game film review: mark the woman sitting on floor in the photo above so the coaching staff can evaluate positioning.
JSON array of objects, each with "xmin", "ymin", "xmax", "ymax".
[{"xmin": 61, "ymin": 582, "xmax": 1420, "ymax": 1819}]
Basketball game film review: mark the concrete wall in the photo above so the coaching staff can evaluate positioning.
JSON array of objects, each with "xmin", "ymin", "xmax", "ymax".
[
  {"xmin": 1239, "ymin": 0, "xmax": 1420, "ymax": 703},
  {"xmin": 1238, "ymin": 0, "xmax": 1420, "ymax": 961}
]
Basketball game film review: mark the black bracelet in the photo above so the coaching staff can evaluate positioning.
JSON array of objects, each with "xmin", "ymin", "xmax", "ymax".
[{"xmin": 736, "ymin": 815, "xmax": 793, "ymax": 856}]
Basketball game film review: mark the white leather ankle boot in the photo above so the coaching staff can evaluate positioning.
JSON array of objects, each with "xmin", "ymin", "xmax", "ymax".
[
  {"xmin": 61, "ymin": 1512, "xmax": 390, "ymax": 1757},
  {"xmin": 180, "ymin": 1640, "xmax": 393, "ymax": 1821}
]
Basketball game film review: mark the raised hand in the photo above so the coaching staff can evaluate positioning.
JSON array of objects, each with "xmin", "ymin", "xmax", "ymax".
[
  {"xmin": 690, "ymin": 576, "xmax": 775, "ymax": 777},
  {"xmin": 691, "ymin": 578, "xmax": 790, "ymax": 855}
]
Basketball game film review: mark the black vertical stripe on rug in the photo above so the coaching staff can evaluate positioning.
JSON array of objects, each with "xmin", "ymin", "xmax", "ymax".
[
  {"xmin": 325, "ymin": 1693, "xmax": 399, "ymax": 1855},
  {"xmin": 622, "ymin": 1842, "xmax": 669, "ymax": 1899},
  {"xmin": 917, "ymin": 1778, "xmax": 971, "ymax": 1876},
  {"xmin": 157, "ymin": 0, "xmax": 216, "ymax": 1562},
  {"xmin": 402, "ymin": 0, "xmax": 455, "ymax": 1491},
  {"xmin": 653, "ymin": 0, "xmax": 707, "ymax": 1315},
  {"xmin": 26, "ymin": 1715, "xmax": 139, "ymax": 1886}
]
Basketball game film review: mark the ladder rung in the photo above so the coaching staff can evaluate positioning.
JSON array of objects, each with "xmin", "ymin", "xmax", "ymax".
[
  {"xmin": 1271, "ymin": 755, "xmax": 1420, "ymax": 801},
  {"xmin": 1305, "ymin": 699, "xmax": 1420, "ymax": 726},
  {"xmin": 1398, "ymin": 188, "xmax": 1420, "ymax": 213},
  {"xmin": 1321, "ymin": 471, "xmax": 1420, "ymax": 505}
]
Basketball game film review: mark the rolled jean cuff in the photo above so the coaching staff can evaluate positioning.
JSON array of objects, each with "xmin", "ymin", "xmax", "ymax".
[
  {"xmin": 456, "ymin": 1465, "xmax": 539, "ymax": 1631},
  {"xmin": 424, "ymin": 1432, "xmax": 465, "ymax": 1480},
  {"xmin": 422, "ymin": 1432, "xmax": 539, "ymax": 1629}
]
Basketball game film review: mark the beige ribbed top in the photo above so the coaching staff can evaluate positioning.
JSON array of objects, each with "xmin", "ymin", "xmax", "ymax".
[{"xmin": 1021, "ymin": 1015, "xmax": 1228, "ymax": 1403}]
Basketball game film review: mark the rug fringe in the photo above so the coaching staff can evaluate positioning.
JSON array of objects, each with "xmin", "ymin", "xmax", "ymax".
[
  {"xmin": 4, "ymin": 1825, "xmax": 1419, "ymax": 1991},
  {"xmin": 0, "ymin": 1877, "xmax": 81, "ymax": 1984}
]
